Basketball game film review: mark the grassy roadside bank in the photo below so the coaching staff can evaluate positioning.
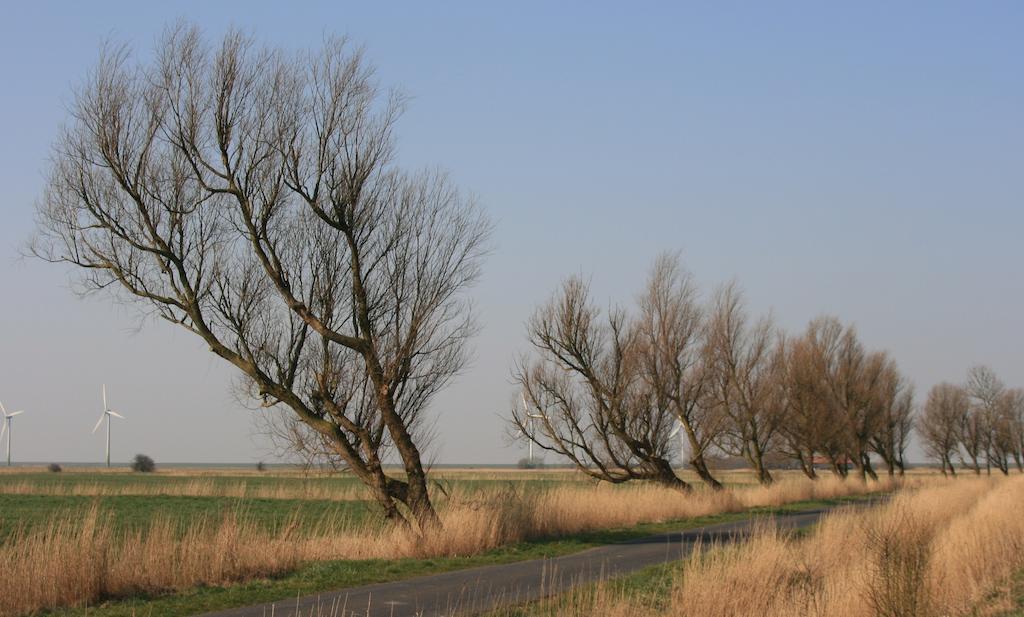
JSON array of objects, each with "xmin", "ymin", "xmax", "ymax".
[{"xmin": 486, "ymin": 476, "xmax": 1024, "ymax": 617}]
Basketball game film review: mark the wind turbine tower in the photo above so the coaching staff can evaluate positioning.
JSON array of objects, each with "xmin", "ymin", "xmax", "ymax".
[
  {"xmin": 668, "ymin": 420, "xmax": 690, "ymax": 468},
  {"xmin": 92, "ymin": 385, "xmax": 126, "ymax": 467},
  {"xmin": 0, "ymin": 402, "xmax": 26, "ymax": 467},
  {"xmin": 520, "ymin": 393, "xmax": 545, "ymax": 465}
]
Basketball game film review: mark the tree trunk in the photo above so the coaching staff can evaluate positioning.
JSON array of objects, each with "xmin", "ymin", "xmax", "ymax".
[
  {"xmin": 689, "ymin": 456, "xmax": 723, "ymax": 490},
  {"xmin": 653, "ymin": 460, "xmax": 692, "ymax": 493},
  {"xmin": 828, "ymin": 454, "xmax": 848, "ymax": 479},
  {"xmin": 683, "ymin": 426, "xmax": 723, "ymax": 490},
  {"xmin": 793, "ymin": 449, "xmax": 817, "ymax": 480},
  {"xmin": 884, "ymin": 457, "xmax": 896, "ymax": 477},
  {"xmin": 367, "ymin": 467, "xmax": 406, "ymax": 525},
  {"xmin": 746, "ymin": 443, "xmax": 773, "ymax": 486},
  {"xmin": 851, "ymin": 454, "xmax": 867, "ymax": 482},
  {"xmin": 863, "ymin": 454, "xmax": 879, "ymax": 481},
  {"xmin": 969, "ymin": 454, "xmax": 981, "ymax": 475},
  {"xmin": 404, "ymin": 470, "xmax": 441, "ymax": 531}
]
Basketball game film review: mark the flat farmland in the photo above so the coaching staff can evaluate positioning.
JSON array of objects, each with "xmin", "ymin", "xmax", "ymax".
[{"xmin": 0, "ymin": 466, "xmax": 903, "ymax": 617}]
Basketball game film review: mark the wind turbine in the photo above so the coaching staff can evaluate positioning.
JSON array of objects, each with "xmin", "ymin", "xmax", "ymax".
[
  {"xmin": 668, "ymin": 419, "xmax": 690, "ymax": 469},
  {"xmin": 92, "ymin": 385, "xmax": 126, "ymax": 467},
  {"xmin": 0, "ymin": 402, "xmax": 26, "ymax": 467},
  {"xmin": 519, "ymin": 393, "xmax": 545, "ymax": 465}
]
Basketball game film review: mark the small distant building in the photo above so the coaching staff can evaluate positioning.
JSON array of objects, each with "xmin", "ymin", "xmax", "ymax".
[{"xmin": 810, "ymin": 454, "xmax": 853, "ymax": 470}]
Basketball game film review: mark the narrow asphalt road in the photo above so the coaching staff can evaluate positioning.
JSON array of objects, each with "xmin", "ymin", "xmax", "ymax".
[{"xmin": 196, "ymin": 505, "xmax": 850, "ymax": 617}]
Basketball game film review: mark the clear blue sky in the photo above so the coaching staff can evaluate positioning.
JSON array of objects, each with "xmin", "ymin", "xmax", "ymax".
[{"xmin": 1, "ymin": 2, "xmax": 1022, "ymax": 464}]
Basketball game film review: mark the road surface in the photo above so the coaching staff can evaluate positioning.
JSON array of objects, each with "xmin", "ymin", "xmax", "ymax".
[{"xmin": 196, "ymin": 505, "xmax": 850, "ymax": 617}]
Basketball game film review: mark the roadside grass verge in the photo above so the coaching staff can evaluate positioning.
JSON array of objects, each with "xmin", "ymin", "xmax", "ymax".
[
  {"xmin": 486, "ymin": 476, "xmax": 1024, "ymax": 617},
  {"xmin": 994, "ymin": 570, "xmax": 1024, "ymax": 616}
]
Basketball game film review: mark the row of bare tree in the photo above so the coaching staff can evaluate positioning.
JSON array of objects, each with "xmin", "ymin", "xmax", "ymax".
[
  {"xmin": 918, "ymin": 367, "xmax": 1024, "ymax": 476},
  {"xmin": 509, "ymin": 254, "xmax": 966, "ymax": 490}
]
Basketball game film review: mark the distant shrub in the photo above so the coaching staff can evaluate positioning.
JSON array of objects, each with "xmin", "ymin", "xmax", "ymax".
[
  {"xmin": 256, "ymin": 461, "xmax": 266, "ymax": 472},
  {"xmin": 47, "ymin": 463, "xmax": 62, "ymax": 473},
  {"xmin": 131, "ymin": 454, "xmax": 156, "ymax": 473},
  {"xmin": 517, "ymin": 457, "xmax": 544, "ymax": 470}
]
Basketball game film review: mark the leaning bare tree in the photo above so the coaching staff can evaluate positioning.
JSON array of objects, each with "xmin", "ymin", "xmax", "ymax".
[
  {"xmin": 869, "ymin": 359, "xmax": 914, "ymax": 477},
  {"xmin": 705, "ymin": 283, "xmax": 782, "ymax": 485},
  {"xmin": 965, "ymin": 365, "xmax": 1009, "ymax": 474},
  {"xmin": 775, "ymin": 332, "xmax": 839, "ymax": 479},
  {"xmin": 511, "ymin": 276, "xmax": 691, "ymax": 492},
  {"xmin": 917, "ymin": 383, "xmax": 967, "ymax": 476},
  {"xmin": 31, "ymin": 25, "xmax": 490, "ymax": 529},
  {"xmin": 810, "ymin": 318, "xmax": 887, "ymax": 481},
  {"xmin": 1002, "ymin": 388, "xmax": 1024, "ymax": 472},
  {"xmin": 635, "ymin": 254, "xmax": 724, "ymax": 490}
]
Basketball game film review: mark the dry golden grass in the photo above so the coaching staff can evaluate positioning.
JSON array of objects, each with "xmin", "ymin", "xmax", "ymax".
[
  {"xmin": 529, "ymin": 475, "xmax": 1024, "ymax": 617},
  {"xmin": 298, "ymin": 475, "xmax": 898, "ymax": 561},
  {"xmin": 0, "ymin": 474, "xmax": 896, "ymax": 616},
  {"xmin": 676, "ymin": 476, "xmax": 1024, "ymax": 617},
  {"xmin": 0, "ymin": 467, "xmax": 901, "ymax": 501},
  {"xmin": 0, "ymin": 507, "xmax": 304, "ymax": 617}
]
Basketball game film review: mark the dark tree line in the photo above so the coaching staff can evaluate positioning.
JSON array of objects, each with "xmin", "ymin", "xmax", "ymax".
[
  {"xmin": 511, "ymin": 254, "xmax": 976, "ymax": 488},
  {"xmin": 918, "ymin": 367, "xmax": 1024, "ymax": 476}
]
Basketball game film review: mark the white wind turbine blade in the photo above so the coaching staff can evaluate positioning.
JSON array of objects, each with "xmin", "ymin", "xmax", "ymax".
[
  {"xmin": 668, "ymin": 423, "xmax": 681, "ymax": 438},
  {"xmin": 521, "ymin": 392, "xmax": 545, "ymax": 419},
  {"xmin": 7, "ymin": 411, "xmax": 24, "ymax": 418},
  {"xmin": 0, "ymin": 418, "xmax": 6, "ymax": 443},
  {"xmin": 107, "ymin": 410, "xmax": 125, "ymax": 420},
  {"xmin": 92, "ymin": 413, "xmax": 106, "ymax": 434},
  {"xmin": 102, "ymin": 384, "xmax": 108, "ymax": 411},
  {"xmin": 0, "ymin": 401, "xmax": 6, "ymax": 415}
]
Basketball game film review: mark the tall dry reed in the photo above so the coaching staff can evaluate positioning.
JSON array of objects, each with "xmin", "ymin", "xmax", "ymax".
[
  {"xmin": 0, "ymin": 507, "xmax": 303, "ymax": 617},
  {"xmin": 532, "ymin": 476, "xmax": 1023, "ymax": 617}
]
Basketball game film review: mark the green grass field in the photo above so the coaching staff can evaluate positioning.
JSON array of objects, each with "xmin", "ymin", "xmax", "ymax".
[
  {"xmin": 0, "ymin": 466, "xmax": 786, "ymax": 543},
  {"xmin": 0, "ymin": 493, "xmax": 375, "ymax": 541}
]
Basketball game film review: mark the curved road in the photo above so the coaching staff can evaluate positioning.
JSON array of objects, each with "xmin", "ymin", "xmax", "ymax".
[{"xmin": 197, "ymin": 505, "xmax": 854, "ymax": 617}]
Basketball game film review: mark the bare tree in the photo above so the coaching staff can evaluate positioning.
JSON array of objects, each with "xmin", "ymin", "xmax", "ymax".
[
  {"xmin": 30, "ymin": 25, "xmax": 491, "ymax": 529},
  {"xmin": 870, "ymin": 359, "xmax": 915, "ymax": 476},
  {"xmin": 917, "ymin": 383, "xmax": 967, "ymax": 476},
  {"xmin": 1002, "ymin": 388, "xmax": 1024, "ymax": 472},
  {"xmin": 706, "ymin": 283, "xmax": 781, "ymax": 485},
  {"xmin": 635, "ymin": 254, "xmax": 724, "ymax": 490},
  {"xmin": 511, "ymin": 276, "xmax": 691, "ymax": 492},
  {"xmin": 774, "ymin": 331, "xmax": 843, "ymax": 479},
  {"xmin": 965, "ymin": 366, "xmax": 1005, "ymax": 474},
  {"xmin": 987, "ymin": 391, "xmax": 1018, "ymax": 475},
  {"xmin": 809, "ymin": 317, "xmax": 887, "ymax": 481},
  {"xmin": 956, "ymin": 402, "xmax": 987, "ymax": 474},
  {"xmin": 798, "ymin": 318, "xmax": 855, "ymax": 478}
]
